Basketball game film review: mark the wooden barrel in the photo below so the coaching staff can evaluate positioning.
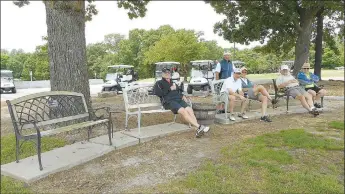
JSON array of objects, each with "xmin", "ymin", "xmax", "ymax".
[{"xmin": 192, "ymin": 103, "xmax": 217, "ymax": 125}]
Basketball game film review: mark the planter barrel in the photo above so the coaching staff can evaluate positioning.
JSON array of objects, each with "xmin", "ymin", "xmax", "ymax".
[{"xmin": 192, "ymin": 102, "xmax": 217, "ymax": 125}]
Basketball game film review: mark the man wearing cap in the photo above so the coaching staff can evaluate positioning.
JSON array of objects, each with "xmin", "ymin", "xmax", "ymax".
[
  {"xmin": 214, "ymin": 52, "xmax": 236, "ymax": 80},
  {"xmin": 220, "ymin": 68, "xmax": 249, "ymax": 121},
  {"xmin": 153, "ymin": 67, "xmax": 210, "ymax": 138},
  {"xmin": 297, "ymin": 62, "xmax": 327, "ymax": 108},
  {"xmin": 276, "ymin": 65, "xmax": 319, "ymax": 115},
  {"xmin": 240, "ymin": 67, "xmax": 277, "ymax": 122}
]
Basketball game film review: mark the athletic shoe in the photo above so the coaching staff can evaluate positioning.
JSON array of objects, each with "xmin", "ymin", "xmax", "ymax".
[
  {"xmin": 238, "ymin": 113, "xmax": 249, "ymax": 119},
  {"xmin": 309, "ymin": 107, "xmax": 320, "ymax": 116},
  {"xmin": 260, "ymin": 115, "xmax": 272, "ymax": 122},
  {"xmin": 195, "ymin": 125, "xmax": 208, "ymax": 138},
  {"xmin": 229, "ymin": 114, "xmax": 236, "ymax": 121},
  {"xmin": 314, "ymin": 103, "xmax": 322, "ymax": 108}
]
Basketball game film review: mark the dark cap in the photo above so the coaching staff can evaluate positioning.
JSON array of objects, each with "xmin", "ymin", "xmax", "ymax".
[{"xmin": 162, "ymin": 67, "xmax": 171, "ymax": 73}]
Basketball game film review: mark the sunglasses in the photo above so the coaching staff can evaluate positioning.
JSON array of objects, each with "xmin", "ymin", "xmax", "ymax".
[
  {"xmin": 303, "ymin": 68, "xmax": 310, "ymax": 70},
  {"xmin": 242, "ymin": 71, "xmax": 247, "ymax": 73},
  {"xmin": 235, "ymin": 72, "xmax": 241, "ymax": 74}
]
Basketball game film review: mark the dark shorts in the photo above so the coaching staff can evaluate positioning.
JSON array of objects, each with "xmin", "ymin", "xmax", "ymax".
[
  {"xmin": 164, "ymin": 99, "xmax": 189, "ymax": 114},
  {"xmin": 305, "ymin": 86, "xmax": 321, "ymax": 93}
]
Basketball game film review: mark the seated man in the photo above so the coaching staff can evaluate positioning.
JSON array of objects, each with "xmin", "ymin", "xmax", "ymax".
[
  {"xmin": 153, "ymin": 67, "xmax": 210, "ymax": 138},
  {"xmin": 240, "ymin": 67, "xmax": 277, "ymax": 122},
  {"xmin": 220, "ymin": 68, "xmax": 249, "ymax": 121},
  {"xmin": 276, "ymin": 65, "xmax": 319, "ymax": 115},
  {"xmin": 297, "ymin": 62, "xmax": 326, "ymax": 108}
]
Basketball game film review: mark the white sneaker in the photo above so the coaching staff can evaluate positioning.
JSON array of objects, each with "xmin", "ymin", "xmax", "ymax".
[
  {"xmin": 238, "ymin": 113, "xmax": 249, "ymax": 119},
  {"xmin": 229, "ymin": 114, "xmax": 236, "ymax": 121},
  {"xmin": 203, "ymin": 126, "xmax": 210, "ymax": 133}
]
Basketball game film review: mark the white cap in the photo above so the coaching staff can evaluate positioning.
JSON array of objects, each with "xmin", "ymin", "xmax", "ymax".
[
  {"xmin": 223, "ymin": 52, "xmax": 231, "ymax": 56},
  {"xmin": 234, "ymin": 68, "xmax": 241, "ymax": 73},
  {"xmin": 240, "ymin": 66, "xmax": 247, "ymax": 72},
  {"xmin": 281, "ymin": 65, "xmax": 289, "ymax": 70}
]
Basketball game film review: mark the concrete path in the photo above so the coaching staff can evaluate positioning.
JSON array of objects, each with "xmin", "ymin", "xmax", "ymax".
[{"xmin": 0, "ymin": 123, "xmax": 190, "ymax": 183}]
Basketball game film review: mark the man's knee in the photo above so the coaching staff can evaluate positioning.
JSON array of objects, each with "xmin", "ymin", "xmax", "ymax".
[
  {"xmin": 177, "ymin": 107, "xmax": 186, "ymax": 115},
  {"xmin": 319, "ymin": 89, "xmax": 326, "ymax": 96},
  {"xmin": 185, "ymin": 106, "xmax": 194, "ymax": 113},
  {"xmin": 308, "ymin": 90, "xmax": 317, "ymax": 96}
]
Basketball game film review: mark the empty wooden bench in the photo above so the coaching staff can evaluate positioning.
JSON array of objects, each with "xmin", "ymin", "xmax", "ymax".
[{"xmin": 6, "ymin": 91, "xmax": 113, "ymax": 171}]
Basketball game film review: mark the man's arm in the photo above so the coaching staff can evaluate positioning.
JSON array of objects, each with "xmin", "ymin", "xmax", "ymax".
[
  {"xmin": 153, "ymin": 81, "xmax": 165, "ymax": 97},
  {"xmin": 277, "ymin": 78, "xmax": 297, "ymax": 89},
  {"xmin": 215, "ymin": 63, "xmax": 221, "ymax": 80}
]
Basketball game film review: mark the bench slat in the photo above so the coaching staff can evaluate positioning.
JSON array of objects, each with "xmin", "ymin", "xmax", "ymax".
[
  {"xmin": 28, "ymin": 119, "xmax": 109, "ymax": 137},
  {"xmin": 127, "ymin": 103, "xmax": 162, "ymax": 109},
  {"xmin": 21, "ymin": 113, "xmax": 90, "ymax": 130}
]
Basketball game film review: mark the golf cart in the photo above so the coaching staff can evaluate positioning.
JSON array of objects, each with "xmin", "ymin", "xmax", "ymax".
[
  {"xmin": 154, "ymin": 61, "xmax": 184, "ymax": 91},
  {"xmin": 1, "ymin": 70, "xmax": 16, "ymax": 94},
  {"xmin": 101, "ymin": 65, "xmax": 138, "ymax": 93},
  {"xmin": 187, "ymin": 60, "xmax": 215, "ymax": 94},
  {"xmin": 232, "ymin": 61, "xmax": 245, "ymax": 69}
]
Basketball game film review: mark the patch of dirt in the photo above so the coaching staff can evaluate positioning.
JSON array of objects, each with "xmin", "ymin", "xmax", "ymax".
[{"xmin": 29, "ymin": 103, "xmax": 344, "ymax": 194}]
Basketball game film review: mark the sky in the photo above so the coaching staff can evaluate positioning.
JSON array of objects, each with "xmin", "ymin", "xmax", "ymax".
[{"xmin": 1, "ymin": 1, "xmax": 262, "ymax": 53}]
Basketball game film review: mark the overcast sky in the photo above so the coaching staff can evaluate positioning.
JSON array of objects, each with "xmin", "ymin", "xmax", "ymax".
[{"xmin": 1, "ymin": 1, "xmax": 262, "ymax": 53}]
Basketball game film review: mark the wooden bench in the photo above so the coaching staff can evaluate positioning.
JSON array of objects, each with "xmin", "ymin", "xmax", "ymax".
[
  {"xmin": 6, "ymin": 91, "xmax": 113, "ymax": 171},
  {"xmin": 123, "ymin": 84, "xmax": 192, "ymax": 134},
  {"xmin": 272, "ymin": 79, "xmax": 324, "ymax": 112},
  {"xmin": 210, "ymin": 80, "xmax": 253, "ymax": 119}
]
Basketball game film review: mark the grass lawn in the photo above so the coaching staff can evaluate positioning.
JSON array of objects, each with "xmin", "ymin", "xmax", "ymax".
[
  {"xmin": 1, "ymin": 135, "xmax": 66, "ymax": 194},
  {"xmin": 129, "ymin": 122, "xmax": 344, "ymax": 193}
]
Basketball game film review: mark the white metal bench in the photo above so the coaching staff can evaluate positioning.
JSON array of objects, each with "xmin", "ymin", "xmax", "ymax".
[{"xmin": 123, "ymin": 84, "xmax": 192, "ymax": 134}]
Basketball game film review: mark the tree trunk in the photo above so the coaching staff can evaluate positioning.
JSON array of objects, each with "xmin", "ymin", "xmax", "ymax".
[
  {"xmin": 314, "ymin": 8, "xmax": 324, "ymax": 80},
  {"xmin": 44, "ymin": 1, "xmax": 92, "ymax": 109},
  {"xmin": 293, "ymin": 9, "xmax": 315, "ymax": 76}
]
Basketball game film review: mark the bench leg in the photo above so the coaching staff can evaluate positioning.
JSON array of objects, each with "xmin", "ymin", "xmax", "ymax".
[
  {"xmin": 224, "ymin": 102, "xmax": 228, "ymax": 119},
  {"xmin": 125, "ymin": 113, "xmax": 129, "ymax": 131},
  {"xmin": 107, "ymin": 121, "xmax": 112, "ymax": 146},
  {"xmin": 321, "ymin": 97, "xmax": 324, "ymax": 107},
  {"xmin": 286, "ymin": 95, "xmax": 289, "ymax": 112},
  {"xmin": 87, "ymin": 126, "xmax": 91, "ymax": 141},
  {"xmin": 36, "ymin": 137, "xmax": 43, "ymax": 171},
  {"xmin": 173, "ymin": 114, "xmax": 177, "ymax": 122},
  {"xmin": 15, "ymin": 136, "xmax": 20, "ymax": 163},
  {"xmin": 138, "ymin": 111, "xmax": 141, "ymax": 135}
]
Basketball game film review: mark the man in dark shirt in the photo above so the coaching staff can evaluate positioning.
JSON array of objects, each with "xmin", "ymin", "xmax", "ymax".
[{"xmin": 153, "ymin": 68, "xmax": 210, "ymax": 138}]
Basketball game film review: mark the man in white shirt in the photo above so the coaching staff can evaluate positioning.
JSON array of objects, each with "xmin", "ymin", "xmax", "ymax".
[
  {"xmin": 276, "ymin": 65, "xmax": 319, "ymax": 115},
  {"xmin": 221, "ymin": 68, "xmax": 249, "ymax": 121}
]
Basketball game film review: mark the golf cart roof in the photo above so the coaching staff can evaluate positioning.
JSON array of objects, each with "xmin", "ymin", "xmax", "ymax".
[
  {"xmin": 190, "ymin": 60, "xmax": 214, "ymax": 66},
  {"xmin": 107, "ymin": 65, "xmax": 134, "ymax": 68},
  {"xmin": 232, "ymin": 61, "xmax": 245, "ymax": 64},
  {"xmin": 1, "ymin": 70, "xmax": 13, "ymax": 73},
  {"xmin": 155, "ymin": 62, "xmax": 180, "ymax": 65}
]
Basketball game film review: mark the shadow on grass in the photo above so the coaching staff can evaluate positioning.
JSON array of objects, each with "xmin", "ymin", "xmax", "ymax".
[{"xmin": 133, "ymin": 129, "xmax": 344, "ymax": 193}]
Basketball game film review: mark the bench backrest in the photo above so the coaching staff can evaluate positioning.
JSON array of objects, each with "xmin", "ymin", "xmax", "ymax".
[
  {"xmin": 210, "ymin": 80, "xmax": 225, "ymax": 103},
  {"xmin": 6, "ymin": 91, "xmax": 89, "ymax": 133},
  {"xmin": 123, "ymin": 84, "xmax": 163, "ymax": 111}
]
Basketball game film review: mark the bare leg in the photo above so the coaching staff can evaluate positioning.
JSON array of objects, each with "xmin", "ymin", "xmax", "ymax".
[
  {"xmin": 307, "ymin": 89, "xmax": 317, "ymax": 102},
  {"xmin": 240, "ymin": 98, "xmax": 248, "ymax": 114},
  {"xmin": 228, "ymin": 95, "xmax": 236, "ymax": 113},
  {"xmin": 316, "ymin": 89, "xmax": 326, "ymax": 102},
  {"xmin": 303, "ymin": 93, "xmax": 314, "ymax": 108},
  {"xmin": 258, "ymin": 95, "xmax": 268, "ymax": 116},
  {"xmin": 185, "ymin": 107, "xmax": 198, "ymax": 125},
  {"xmin": 254, "ymin": 85, "xmax": 272, "ymax": 101},
  {"xmin": 296, "ymin": 95, "xmax": 312, "ymax": 111},
  {"xmin": 178, "ymin": 108, "xmax": 199, "ymax": 128}
]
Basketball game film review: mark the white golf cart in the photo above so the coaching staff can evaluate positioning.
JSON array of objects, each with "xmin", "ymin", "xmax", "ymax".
[
  {"xmin": 154, "ymin": 62, "xmax": 184, "ymax": 91},
  {"xmin": 1, "ymin": 70, "xmax": 16, "ymax": 94},
  {"xmin": 101, "ymin": 65, "xmax": 138, "ymax": 93},
  {"xmin": 232, "ymin": 60, "xmax": 245, "ymax": 69},
  {"xmin": 187, "ymin": 60, "xmax": 215, "ymax": 94}
]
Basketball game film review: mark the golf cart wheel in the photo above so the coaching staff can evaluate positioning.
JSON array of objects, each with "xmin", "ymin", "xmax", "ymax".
[
  {"xmin": 111, "ymin": 87, "xmax": 118, "ymax": 94},
  {"xmin": 12, "ymin": 88, "xmax": 17, "ymax": 93},
  {"xmin": 0, "ymin": 89, "xmax": 3, "ymax": 94},
  {"xmin": 187, "ymin": 85, "xmax": 193, "ymax": 94},
  {"xmin": 203, "ymin": 85, "xmax": 210, "ymax": 92}
]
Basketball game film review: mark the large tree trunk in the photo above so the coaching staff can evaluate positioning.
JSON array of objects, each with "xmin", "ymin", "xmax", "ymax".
[
  {"xmin": 314, "ymin": 7, "xmax": 324, "ymax": 80},
  {"xmin": 293, "ymin": 9, "xmax": 315, "ymax": 76},
  {"xmin": 44, "ymin": 1, "xmax": 92, "ymax": 109}
]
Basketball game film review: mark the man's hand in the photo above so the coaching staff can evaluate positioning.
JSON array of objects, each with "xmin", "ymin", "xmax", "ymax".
[{"xmin": 170, "ymin": 84, "xmax": 176, "ymax": 90}]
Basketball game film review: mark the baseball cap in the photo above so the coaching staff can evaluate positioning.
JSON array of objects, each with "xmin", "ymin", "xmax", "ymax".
[
  {"xmin": 240, "ymin": 67, "xmax": 247, "ymax": 72},
  {"xmin": 281, "ymin": 65, "xmax": 289, "ymax": 70},
  {"xmin": 223, "ymin": 52, "xmax": 231, "ymax": 56},
  {"xmin": 234, "ymin": 68, "xmax": 241, "ymax": 74},
  {"xmin": 162, "ymin": 67, "xmax": 171, "ymax": 73}
]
